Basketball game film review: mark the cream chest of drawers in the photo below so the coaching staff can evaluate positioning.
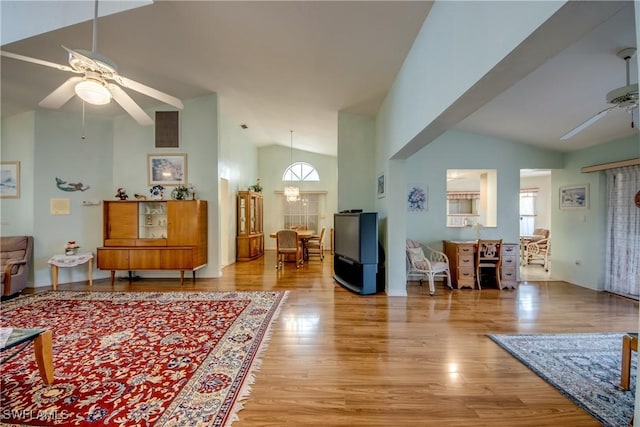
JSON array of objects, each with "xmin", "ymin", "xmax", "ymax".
[{"xmin": 443, "ymin": 241, "xmax": 518, "ymax": 289}]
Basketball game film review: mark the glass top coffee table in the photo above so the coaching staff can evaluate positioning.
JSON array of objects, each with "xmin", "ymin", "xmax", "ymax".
[{"xmin": 1, "ymin": 328, "xmax": 54, "ymax": 384}]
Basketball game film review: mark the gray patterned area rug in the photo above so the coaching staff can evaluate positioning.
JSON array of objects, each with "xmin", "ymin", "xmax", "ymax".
[{"xmin": 488, "ymin": 333, "xmax": 635, "ymax": 427}]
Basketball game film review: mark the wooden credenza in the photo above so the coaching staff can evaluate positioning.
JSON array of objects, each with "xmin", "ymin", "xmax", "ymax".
[
  {"xmin": 443, "ymin": 240, "xmax": 518, "ymax": 289},
  {"xmin": 97, "ymin": 200, "xmax": 207, "ymax": 284}
]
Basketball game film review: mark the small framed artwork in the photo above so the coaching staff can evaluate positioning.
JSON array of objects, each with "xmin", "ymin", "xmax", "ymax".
[
  {"xmin": 0, "ymin": 161, "xmax": 20, "ymax": 199},
  {"xmin": 559, "ymin": 184, "xmax": 589, "ymax": 210},
  {"xmin": 148, "ymin": 153, "xmax": 187, "ymax": 186},
  {"xmin": 407, "ymin": 184, "xmax": 427, "ymax": 212},
  {"xmin": 377, "ymin": 172, "xmax": 385, "ymax": 198}
]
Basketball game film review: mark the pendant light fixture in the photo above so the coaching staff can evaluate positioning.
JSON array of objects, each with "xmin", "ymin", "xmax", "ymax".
[{"xmin": 284, "ymin": 130, "xmax": 300, "ymax": 202}]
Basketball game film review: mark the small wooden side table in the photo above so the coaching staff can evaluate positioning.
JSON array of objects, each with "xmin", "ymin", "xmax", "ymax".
[
  {"xmin": 48, "ymin": 253, "xmax": 94, "ymax": 290},
  {"xmin": 621, "ymin": 332, "xmax": 638, "ymax": 390}
]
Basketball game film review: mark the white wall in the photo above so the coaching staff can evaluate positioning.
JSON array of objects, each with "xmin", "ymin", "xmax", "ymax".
[
  {"xmin": 258, "ymin": 144, "xmax": 337, "ymax": 250},
  {"xmin": 520, "ymin": 174, "xmax": 552, "ymax": 232}
]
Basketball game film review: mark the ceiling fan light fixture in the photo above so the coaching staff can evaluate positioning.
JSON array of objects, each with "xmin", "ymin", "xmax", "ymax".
[{"xmin": 75, "ymin": 78, "xmax": 111, "ymax": 105}]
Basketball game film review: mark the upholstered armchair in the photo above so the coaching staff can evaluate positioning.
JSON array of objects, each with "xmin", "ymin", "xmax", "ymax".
[
  {"xmin": 406, "ymin": 239, "xmax": 452, "ymax": 295},
  {"xmin": 1, "ymin": 236, "xmax": 33, "ymax": 297}
]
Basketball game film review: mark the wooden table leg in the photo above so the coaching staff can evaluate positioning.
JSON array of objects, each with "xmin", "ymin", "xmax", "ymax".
[
  {"xmin": 33, "ymin": 330, "xmax": 54, "ymax": 385},
  {"xmin": 88, "ymin": 258, "xmax": 93, "ymax": 287},
  {"xmin": 180, "ymin": 270, "xmax": 184, "ymax": 285},
  {"xmin": 621, "ymin": 334, "xmax": 637, "ymax": 390},
  {"xmin": 51, "ymin": 265, "xmax": 58, "ymax": 291},
  {"xmin": 110, "ymin": 270, "xmax": 115, "ymax": 286}
]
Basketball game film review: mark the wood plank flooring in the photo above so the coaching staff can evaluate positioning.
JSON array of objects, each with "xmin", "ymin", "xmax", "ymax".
[{"xmin": 32, "ymin": 251, "xmax": 638, "ymax": 426}]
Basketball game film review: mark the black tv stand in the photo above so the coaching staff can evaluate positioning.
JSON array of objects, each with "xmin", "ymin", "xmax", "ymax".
[{"xmin": 333, "ymin": 255, "xmax": 384, "ymax": 295}]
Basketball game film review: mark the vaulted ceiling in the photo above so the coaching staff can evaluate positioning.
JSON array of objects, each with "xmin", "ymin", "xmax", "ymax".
[{"xmin": 1, "ymin": 1, "xmax": 637, "ymax": 157}]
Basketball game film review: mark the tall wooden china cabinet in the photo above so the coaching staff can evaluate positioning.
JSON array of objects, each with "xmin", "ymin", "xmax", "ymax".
[
  {"xmin": 97, "ymin": 200, "xmax": 208, "ymax": 284},
  {"xmin": 236, "ymin": 190, "xmax": 264, "ymax": 261}
]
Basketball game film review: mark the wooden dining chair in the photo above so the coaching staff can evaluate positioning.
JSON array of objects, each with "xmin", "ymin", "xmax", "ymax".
[
  {"xmin": 305, "ymin": 227, "xmax": 325, "ymax": 260},
  {"xmin": 276, "ymin": 230, "xmax": 302, "ymax": 269},
  {"xmin": 475, "ymin": 239, "xmax": 502, "ymax": 289}
]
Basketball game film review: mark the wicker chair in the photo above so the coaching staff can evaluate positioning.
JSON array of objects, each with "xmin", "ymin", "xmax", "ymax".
[{"xmin": 406, "ymin": 239, "xmax": 452, "ymax": 295}]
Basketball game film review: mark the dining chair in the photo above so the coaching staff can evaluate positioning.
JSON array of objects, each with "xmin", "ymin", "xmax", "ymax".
[
  {"xmin": 305, "ymin": 227, "xmax": 325, "ymax": 260},
  {"xmin": 475, "ymin": 239, "xmax": 502, "ymax": 290},
  {"xmin": 276, "ymin": 229, "xmax": 302, "ymax": 269}
]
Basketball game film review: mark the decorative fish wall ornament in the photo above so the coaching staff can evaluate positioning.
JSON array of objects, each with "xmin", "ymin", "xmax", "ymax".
[{"xmin": 55, "ymin": 177, "xmax": 90, "ymax": 192}]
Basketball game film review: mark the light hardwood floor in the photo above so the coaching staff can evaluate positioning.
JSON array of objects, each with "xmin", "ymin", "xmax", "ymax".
[{"xmin": 35, "ymin": 251, "xmax": 638, "ymax": 426}]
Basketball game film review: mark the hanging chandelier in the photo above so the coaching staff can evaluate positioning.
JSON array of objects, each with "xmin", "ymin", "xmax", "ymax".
[{"xmin": 284, "ymin": 130, "xmax": 299, "ymax": 202}]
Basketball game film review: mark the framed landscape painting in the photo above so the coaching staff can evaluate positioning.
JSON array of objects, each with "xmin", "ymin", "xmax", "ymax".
[
  {"xmin": 0, "ymin": 161, "xmax": 20, "ymax": 199},
  {"xmin": 559, "ymin": 184, "xmax": 589, "ymax": 210},
  {"xmin": 148, "ymin": 154, "xmax": 187, "ymax": 186}
]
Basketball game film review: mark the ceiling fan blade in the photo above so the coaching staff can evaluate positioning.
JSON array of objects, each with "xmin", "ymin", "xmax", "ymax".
[
  {"xmin": 1, "ymin": 50, "xmax": 78, "ymax": 73},
  {"xmin": 117, "ymin": 76, "xmax": 184, "ymax": 109},
  {"xmin": 107, "ymin": 83, "xmax": 154, "ymax": 126},
  {"xmin": 560, "ymin": 106, "xmax": 616, "ymax": 140},
  {"xmin": 39, "ymin": 77, "xmax": 84, "ymax": 109}
]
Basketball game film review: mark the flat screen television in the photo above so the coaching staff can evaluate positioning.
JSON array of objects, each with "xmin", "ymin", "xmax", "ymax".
[{"xmin": 333, "ymin": 212, "xmax": 378, "ymax": 265}]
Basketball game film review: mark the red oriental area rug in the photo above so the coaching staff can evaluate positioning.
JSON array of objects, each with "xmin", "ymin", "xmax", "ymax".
[{"xmin": 0, "ymin": 291, "xmax": 287, "ymax": 426}]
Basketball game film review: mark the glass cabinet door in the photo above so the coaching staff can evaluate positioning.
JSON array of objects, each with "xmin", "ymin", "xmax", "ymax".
[
  {"xmin": 138, "ymin": 201, "xmax": 167, "ymax": 239},
  {"xmin": 239, "ymin": 197, "xmax": 246, "ymax": 235},
  {"xmin": 250, "ymin": 196, "xmax": 256, "ymax": 233}
]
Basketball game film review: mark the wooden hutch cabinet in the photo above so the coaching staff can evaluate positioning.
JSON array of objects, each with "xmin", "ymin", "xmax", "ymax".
[
  {"xmin": 236, "ymin": 190, "xmax": 264, "ymax": 261},
  {"xmin": 97, "ymin": 200, "xmax": 207, "ymax": 284}
]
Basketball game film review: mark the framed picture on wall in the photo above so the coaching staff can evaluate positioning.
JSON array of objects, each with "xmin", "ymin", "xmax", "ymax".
[
  {"xmin": 0, "ymin": 161, "xmax": 20, "ymax": 199},
  {"xmin": 377, "ymin": 172, "xmax": 385, "ymax": 198},
  {"xmin": 559, "ymin": 184, "xmax": 589, "ymax": 210},
  {"xmin": 148, "ymin": 153, "xmax": 187, "ymax": 186},
  {"xmin": 407, "ymin": 184, "xmax": 427, "ymax": 212}
]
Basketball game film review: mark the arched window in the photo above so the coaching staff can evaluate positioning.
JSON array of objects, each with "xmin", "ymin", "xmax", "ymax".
[{"xmin": 282, "ymin": 162, "xmax": 319, "ymax": 182}]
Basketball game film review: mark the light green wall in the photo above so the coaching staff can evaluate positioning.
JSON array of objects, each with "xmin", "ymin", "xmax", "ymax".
[
  {"xmin": 0, "ymin": 93, "xmax": 225, "ymax": 287},
  {"xmin": 337, "ymin": 112, "xmax": 375, "ymax": 212},
  {"xmin": 218, "ymin": 96, "xmax": 259, "ymax": 265},
  {"xmin": 113, "ymin": 94, "xmax": 220, "ymax": 278},
  {"xmin": 258, "ymin": 144, "xmax": 337, "ymax": 250},
  {"xmin": 0, "ymin": 111, "xmax": 35, "ymax": 237},
  {"xmin": 405, "ymin": 130, "xmax": 564, "ymax": 250},
  {"xmin": 551, "ymin": 135, "xmax": 639, "ymax": 290}
]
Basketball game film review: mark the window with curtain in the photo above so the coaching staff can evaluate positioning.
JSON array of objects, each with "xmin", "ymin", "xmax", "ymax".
[
  {"xmin": 605, "ymin": 165, "xmax": 640, "ymax": 299},
  {"xmin": 519, "ymin": 188, "xmax": 538, "ymax": 235},
  {"xmin": 283, "ymin": 193, "xmax": 319, "ymax": 231}
]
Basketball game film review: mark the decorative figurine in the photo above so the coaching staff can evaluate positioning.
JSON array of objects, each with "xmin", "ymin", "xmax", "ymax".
[
  {"xmin": 65, "ymin": 241, "xmax": 79, "ymax": 256},
  {"xmin": 134, "ymin": 193, "xmax": 147, "ymax": 200},
  {"xmin": 115, "ymin": 188, "xmax": 129, "ymax": 200},
  {"xmin": 150, "ymin": 185, "xmax": 165, "ymax": 200}
]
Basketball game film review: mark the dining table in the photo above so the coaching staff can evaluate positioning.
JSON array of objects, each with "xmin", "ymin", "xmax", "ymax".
[{"xmin": 269, "ymin": 230, "xmax": 315, "ymax": 261}]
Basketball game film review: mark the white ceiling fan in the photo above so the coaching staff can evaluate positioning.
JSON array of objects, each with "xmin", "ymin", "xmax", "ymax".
[
  {"xmin": 560, "ymin": 47, "xmax": 638, "ymax": 140},
  {"xmin": 0, "ymin": 0, "xmax": 183, "ymax": 126}
]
